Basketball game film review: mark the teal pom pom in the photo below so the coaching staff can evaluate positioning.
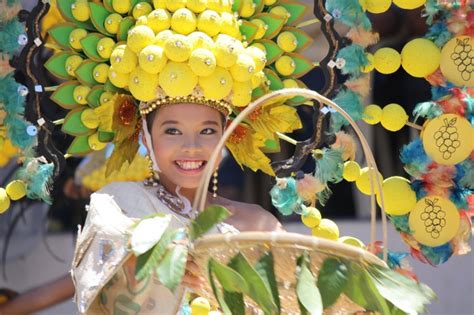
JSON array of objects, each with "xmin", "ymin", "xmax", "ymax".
[
  {"xmin": 4, "ymin": 116, "xmax": 35, "ymax": 148},
  {"xmin": 0, "ymin": 18, "xmax": 25, "ymax": 54},
  {"xmin": 17, "ymin": 158, "xmax": 55, "ymax": 204},
  {"xmin": 389, "ymin": 215, "xmax": 411, "ymax": 234},
  {"xmin": 459, "ymin": 160, "xmax": 474, "ymax": 189},
  {"xmin": 325, "ymin": 0, "xmax": 371, "ymax": 30},
  {"xmin": 400, "ymin": 139, "xmax": 431, "ymax": 179},
  {"xmin": 314, "ymin": 148, "xmax": 343, "ymax": 184},
  {"xmin": 425, "ymin": 22, "xmax": 452, "ymax": 48},
  {"xmin": 330, "ymin": 89, "xmax": 363, "ymax": 132},
  {"xmin": 420, "ymin": 243, "xmax": 453, "ymax": 265},
  {"xmin": 337, "ymin": 44, "xmax": 368, "ymax": 78},
  {"xmin": 413, "ymin": 101, "xmax": 443, "ymax": 122},
  {"xmin": 270, "ymin": 177, "xmax": 302, "ymax": 216},
  {"xmin": 423, "ymin": 0, "xmax": 441, "ymax": 25}
]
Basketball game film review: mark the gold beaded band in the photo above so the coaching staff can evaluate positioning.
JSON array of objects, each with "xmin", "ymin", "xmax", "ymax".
[{"xmin": 139, "ymin": 95, "xmax": 233, "ymax": 117}]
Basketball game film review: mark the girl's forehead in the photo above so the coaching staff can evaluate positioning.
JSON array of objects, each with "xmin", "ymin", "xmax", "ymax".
[{"xmin": 155, "ymin": 103, "xmax": 222, "ymax": 122}]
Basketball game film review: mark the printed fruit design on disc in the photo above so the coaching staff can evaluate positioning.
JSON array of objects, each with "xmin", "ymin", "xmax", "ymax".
[
  {"xmin": 409, "ymin": 196, "xmax": 460, "ymax": 247},
  {"xmin": 440, "ymin": 36, "xmax": 474, "ymax": 87},
  {"xmin": 422, "ymin": 113, "xmax": 473, "ymax": 165}
]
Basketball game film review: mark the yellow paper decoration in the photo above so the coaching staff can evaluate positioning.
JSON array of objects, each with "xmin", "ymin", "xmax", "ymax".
[
  {"xmin": 422, "ymin": 113, "xmax": 473, "ymax": 165},
  {"xmin": 71, "ymin": 0, "xmax": 90, "ymax": 22},
  {"xmin": 0, "ymin": 188, "xmax": 10, "ymax": 214},
  {"xmin": 104, "ymin": 13, "xmax": 123, "ymax": 34},
  {"xmin": 65, "ymin": 55, "xmax": 83, "ymax": 76},
  {"xmin": 362, "ymin": 104, "xmax": 382, "ymax": 125},
  {"xmin": 374, "ymin": 48, "xmax": 401, "ymax": 74},
  {"xmin": 343, "ymin": 160, "xmax": 361, "ymax": 182},
  {"xmin": 440, "ymin": 36, "xmax": 474, "ymax": 87},
  {"xmin": 133, "ymin": 2, "xmax": 153, "ymax": 19},
  {"xmin": 147, "ymin": 9, "xmax": 171, "ymax": 33},
  {"xmin": 409, "ymin": 196, "xmax": 460, "ymax": 247},
  {"xmin": 112, "ymin": 0, "xmax": 131, "ymax": 14},
  {"xmin": 301, "ymin": 207, "xmax": 322, "ymax": 228},
  {"xmin": 5, "ymin": 180, "xmax": 27, "ymax": 201},
  {"xmin": 401, "ymin": 38, "xmax": 440, "ymax": 78},
  {"xmin": 381, "ymin": 103, "xmax": 408, "ymax": 132},
  {"xmin": 139, "ymin": 45, "xmax": 168, "ymax": 74},
  {"xmin": 393, "ymin": 0, "xmax": 426, "ymax": 9},
  {"xmin": 69, "ymin": 28, "xmax": 87, "ymax": 50},
  {"xmin": 376, "ymin": 176, "xmax": 416, "ymax": 215},
  {"xmin": 190, "ymin": 297, "xmax": 211, "ymax": 315},
  {"xmin": 97, "ymin": 37, "xmax": 115, "ymax": 59},
  {"xmin": 311, "ymin": 218, "xmax": 340, "ymax": 240},
  {"xmin": 365, "ymin": 0, "xmax": 392, "ymax": 14},
  {"xmin": 355, "ymin": 166, "xmax": 383, "ymax": 195}
]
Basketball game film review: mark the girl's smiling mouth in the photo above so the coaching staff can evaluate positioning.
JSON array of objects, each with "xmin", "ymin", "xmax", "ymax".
[{"xmin": 174, "ymin": 160, "xmax": 207, "ymax": 173}]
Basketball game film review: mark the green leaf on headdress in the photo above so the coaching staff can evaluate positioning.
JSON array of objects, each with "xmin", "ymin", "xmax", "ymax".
[
  {"xmin": 67, "ymin": 135, "xmax": 93, "ymax": 156},
  {"xmin": 89, "ymin": 2, "xmax": 113, "ymax": 36},
  {"xmin": 263, "ymin": 69, "xmax": 283, "ymax": 91},
  {"xmin": 256, "ymin": 39, "xmax": 283, "ymax": 65},
  {"xmin": 282, "ymin": 27, "xmax": 313, "ymax": 52},
  {"xmin": 277, "ymin": 0, "xmax": 308, "ymax": 25},
  {"xmin": 103, "ymin": 0, "xmax": 114, "ymax": 12},
  {"xmin": 239, "ymin": 20, "xmax": 258, "ymax": 43},
  {"xmin": 75, "ymin": 60, "xmax": 99, "ymax": 86},
  {"xmin": 57, "ymin": 0, "xmax": 94, "ymax": 30},
  {"xmin": 252, "ymin": 86, "xmax": 267, "ymax": 99},
  {"xmin": 80, "ymin": 33, "xmax": 107, "ymax": 62},
  {"xmin": 48, "ymin": 23, "xmax": 76, "ymax": 50},
  {"xmin": 254, "ymin": 13, "xmax": 285, "ymax": 39},
  {"xmin": 45, "ymin": 51, "xmax": 77, "ymax": 80},
  {"xmin": 262, "ymin": 138, "xmax": 281, "ymax": 153},
  {"xmin": 117, "ymin": 17, "xmax": 135, "ymax": 42},
  {"xmin": 253, "ymin": 0, "xmax": 265, "ymax": 16},
  {"xmin": 285, "ymin": 52, "xmax": 314, "ymax": 78},
  {"xmin": 232, "ymin": 0, "xmax": 241, "ymax": 12},
  {"xmin": 87, "ymin": 85, "xmax": 105, "ymax": 108},
  {"xmin": 62, "ymin": 108, "xmax": 94, "ymax": 136},
  {"xmin": 103, "ymin": 80, "xmax": 130, "ymax": 95},
  {"xmin": 286, "ymin": 79, "xmax": 307, "ymax": 105},
  {"xmin": 98, "ymin": 131, "xmax": 115, "ymax": 142},
  {"xmin": 51, "ymin": 81, "xmax": 81, "ymax": 109}
]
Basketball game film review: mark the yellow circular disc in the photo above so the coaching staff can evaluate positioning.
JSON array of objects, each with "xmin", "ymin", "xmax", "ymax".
[
  {"xmin": 251, "ymin": 19, "xmax": 267, "ymax": 40},
  {"xmin": 93, "ymin": 63, "xmax": 110, "ymax": 83},
  {"xmin": 112, "ymin": 0, "xmax": 131, "ymax": 14},
  {"xmin": 108, "ymin": 66, "xmax": 130, "ymax": 88},
  {"xmin": 171, "ymin": 8, "xmax": 197, "ymax": 35},
  {"xmin": 104, "ymin": 13, "xmax": 123, "ymax": 34},
  {"xmin": 188, "ymin": 48, "xmax": 216, "ymax": 77},
  {"xmin": 343, "ymin": 160, "xmax": 361, "ymax": 182},
  {"xmin": 164, "ymin": 34, "xmax": 193, "ymax": 62},
  {"xmin": 88, "ymin": 132, "xmax": 108, "ymax": 151},
  {"xmin": 301, "ymin": 207, "xmax": 322, "ymax": 228},
  {"xmin": 311, "ymin": 218, "xmax": 339, "ymax": 240},
  {"xmin": 147, "ymin": 9, "xmax": 171, "ymax": 33},
  {"xmin": 69, "ymin": 28, "xmax": 87, "ymax": 50},
  {"xmin": 129, "ymin": 67, "xmax": 160, "ymax": 101},
  {"xmin": 409, "ymin": 196, "xmax": 460, "ymax": 247},
  {"xmin": 365, "ymin": 0, "xmax": 392, "ymax": 13},
  {"xmin": 275, "ymin": 55, "xmax": 295, "ymax": 76},
  {"xmin": 339, "ymin": 236, "xmax": 365, "ymax": 249},
  {"xmin": 132, "ymin": 2, "xmax": 153, "ymax": 19},
  {"xmin": 110, "ymin": 45, "xmax": 138, "ymax": 73},
  {"xmin": 71, "ymin": 0, "xmax": 90, "ymax": 22},
  {"xmin": 65, "ymin": 55, "xmax": 83, "ymax": 76},
  {"xmin": 440, "ymin": 36, "xmax": 474, "ymax": 87},
  {"xmin": 393, "ymin": 0, "xmax": 426, "ymax": 9},
  {"xmin": 139, "ymin": 45, "xmax": 167, "ymax": 74},
  {"xmin": 374, "ymin": 47, "xmax": 401, "ymax": 74},
  {"xmin": 376, "ymin": 176, "xmax": 416, "ymax": 215},
  {"xmin": 159, "ymin": 62, "xmax": 197, "ymax": 97},
  {"xmin": 186, "ymin": 0, "xmax": 207, "ymax": 13},
  {"xmin": 422, "ymin": 113, "xmax": 473, "ymax": 165},
  {"xmin": 277, "ymin": 31, "xmax": 298, "ymax": 53},
  {"xmin": 81, "ymin": 108, "xmax": 100, "ymax": 129},
  {"xmin": 188, "ymin": 32, "xmax": 214, "ymax": 50},
  {"xmin": 197, "ymin": 10, "xmax": 222, "ymax": 37},
  {"xmin": 199, "ymin": 66, "xmax": 233, "ymax": 100},
  {"xmin": 0, "ymin": 188, "xmax": 10, "ymax": 214},
  {"xmin": 73, "ymin": 86, "xmax": 91, "ymax": 104},
  {"xmin": 127, "ymin": 25, "xmax": 155, "ymax": 54},
  {"xmin": 99, "ymin": 91, "xmax": 114, "ymax": 105},
  {"xmin": 96, "ymin": 37, "xmax": 115, "ymax": 59},
  {"xmin": 5, "ymin": 180, "xmax": 27, "ymax": 201},
  {"xmin": 401, "ymin": 38, "xmax": 440, "ymax": 78},
  {"xmin": 362, "ymin": 104, "xmax": 382, "ymax": 125},
  {"xmin": 230, "ymin": 53, "xmax": 256, "ymax": 82},
  {"xmin": 154, "ymin": 30, "xmax": 174, "ymax": 46},
  {"xmin": 381, "ymin": 103, "xmax": 408, "ymax": 132},
  {"xmin": 355, "ymin": 167, "xmax": 383, "ymax": 195}
]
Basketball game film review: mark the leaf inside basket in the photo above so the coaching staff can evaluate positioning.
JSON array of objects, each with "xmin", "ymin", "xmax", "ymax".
[
  {"xmin": 155, "ymin": 244, "xmax": 188, "ymax": 291},
  {"xmin": 190, "ymin": 205, "xmax": 231, "ymax": 241},
  {"xmin": 296, "ymin": 253, "xmax": 323, "ymax": 315},
  {"xmin": 255, "ymin": 252, "xmax": 281, "ymax": 313},
  {"xmin": 317, "ymin": 258, "xmax": 348, "ymax": 309}
]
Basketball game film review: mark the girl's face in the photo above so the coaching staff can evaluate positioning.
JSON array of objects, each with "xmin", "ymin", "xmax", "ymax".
[{"xmin": 150, "ymin": 103, "xmax": 224, "ymax": 189}]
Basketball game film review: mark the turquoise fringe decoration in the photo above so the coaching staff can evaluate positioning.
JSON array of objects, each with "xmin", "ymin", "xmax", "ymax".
[
  {"xmin": 413, "ymin": 101, "xmax": 443, "ymax": 122},
  {"xmin": 4, "ymin": 116, "xmax": 35, "ymax": 148},
  {"xmin": 423, "ymin": 0, "xmax": 441, "ymax": 25},
  {"xmin": 389, "ymin": 215, "xmax": 411, "ymax": 234},
  {"xmin": 316, "ymin": 187, "xmax": 332, "ymax": 206},
  {"xmin": 330, "ymin": 89, "xmax": 364, "ymax": 132},
  {"xmin": 314, "ymin": 148, "xmax": 344, "ymax": 184},
  {"xmin": 425, "ymin": 22, "xmax": 452, "ymax": 48},
  {"xmin": 336, "ymin": 44, "xmax": 368, "ymax": 78},
  {"xmin": 270, "ymin": 178, "xmax": 302, "ymax": 216},
  {"xmin": 400, "ymin": 139, "xmax": 431, "ymax": 179},
  {"xmin": 17, "ymin": 159, "xmax": 55, "ymax": 204},
  {"xmin": 459, "ymin": 160, "xmax": 473, "ymax": 189},
  {"xmin": 0, "ymin": 18, "xmax": 25, "ymax": 54},
  {"xmin": 325, "ymin": 0, "xmax": 371, "ymax": 30},
  {"xmin": 420, "ymin": 243, "xmax": 453, "ymax": 265}
]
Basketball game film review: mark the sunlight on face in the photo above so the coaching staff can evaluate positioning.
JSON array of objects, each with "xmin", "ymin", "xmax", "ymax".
[{"xmin": 150, "ymin": 103, "xmax": 224, "ymax": 189}]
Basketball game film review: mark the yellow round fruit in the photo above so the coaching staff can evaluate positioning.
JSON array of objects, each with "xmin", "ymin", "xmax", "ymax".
[
  {"xmin": 355, "ymin": 167, "xmax": 383, "ymax": 195},
  {"xmin": 363, "ymin": 104, "xmax": 382, "ymax": 125},
  {"xmin": 339, "ymin": 236, "xmax": 365, "ymax": 248},
  {"xmin": 361, "ymin": 53, "xmax": 374, "ymax": 73},
  {"xmin": 343, "ymin": 161, "xmax": 361, "ymax": 182},
  {"xmin": 301, "ymin": 207, "xmax": 322, "ymax": 228},
  {"xmin": 187, "ymin": 0, "xmax": 207, "ymax": 13},
  {"xmin": 139, "ymin": 45, "xmax": 167, "ymax": 74},
  {"xmin": 213, "ymin": 34, "xmax": 244, "ymax": 68},
  {"xmin": 251, "ymin": 71, "xmax": 266, "ymax": 88},
  {"xmin": 147, "ymin": 9, "xmax": 171, "ymax": 33},
  {"xmin": 112, "ymin": 0, "xmax": 131, "ymax": 13},
  {"xmin": 188, "ymin": 31, "xmax": 214, "ymax": 50},
  {"xmin": 108, "ymin": 66, "xmax": 129, "ymax": 88},
  {"xmin": 93, "ymin": 63, "xmax": 110, "ymax": 83},
  {"xmin": 110, "ymin": 45, "xmax": 138, "ymax": 73},
  {"xmin": 159, "ymin": 62, "xmax": 197, "ymax": 97},
  {"xmin": 190, "ymin": 297, "xmax": 211, "ymax": 315},
  {"xmin": 154, "ymin": 29, "xmax": 174, "ymax": 46},
  {"xmin": 136, "ymin": 15, "xmax": 149, "ymax": 26},
  {"xmin": 81, "ymin": 108, "xmax": 100, "ymax": 129},
  {"xmin": 440, "ymin": 36, "xmax": 474, "ymax": 87},
  {"xmin": 96, "ymin": 37, "xmax": 115, "ymax": 59},
  {"xmin": 127, "ymin": 25, "xmax": 155, "ymax": 54},
  {"xmin": 283, "ymin": 78, "xmax": 299, "ymax": 88},
  {"xmin": 208, "ymin": 0, "xmax": 232, "ymax": 12},
  {"xmin": 129, "ymin": 67, "xmax": 160, "ymax": 101},
  {"xmin": 69, "ymin": 28, "xmax": 87, "ymax": 50},
  {"xmin": 312, "ymin": 218, "xmax": 339, "ymax": 240},
  {"xmin": 277, "ymin": 31, "xmax": 298, "ymax": 53},
  {"xmin": 71, "ymin": 0, "xmax": 90, "ymax": 22},
  {"xmin": 171, "ymin": 8, "xmax": 197, "ymax": 35},
  {"xmin": 401, "ymin": 38, "xmax": 440, "ymax": 78},
  {"xmin": 219, "ymin": 12, "xmax": 240, "ymax": 38},
  {"xmin": 365, "ymin": 0, "xmax": 391, "ymax": 13},
  {"xmin": 409, "ymin": 196, "xmax": 460, "ymax": 247},
  {"xmin": 231, "ymin": 80, "xmax": 252, "ymax": 106},
  {"xmin": 5, "ymin": 180, "xmax": 27, "ymax": 201},
  {"xmin": 376, "ymin": 176, "xmax": 416, "ymax": 215},
  {"xmin": 99, "ymin": 91, "xmax": 114, "ymax": 105},
  {"xmin": 374, "ymin": 47, "xmax": 401, "ymax": 74},
  {"xmin": 0, "ymin": 188, "xmax": 10, "ymax": 214},
  {"xmin": 381, "ymin": 103, "xmax": 408, "ymax": 132},
  {"xmin": 133, "ymin": 2, "xmax": 153, "ymax": 19},
  {"xmin": 188, "ymin": 48, "xmax": 216, "ymax": 76},
  {"xmin": 239, "ymin": 0, "xmax": 256, "ymax": 18},
  {"xmin": 65, "ymin": 55, "xmax": 83, "ymax": 76},
  {"xmin": 230, "ymin": 54, "xmax": 256, "ymax": 82},
  {"xmin": 153, "ymin": 0, "xmax": 166, "ymax": 9},
  {"xmin": 251, "ymin": 19, "xmax": 267, "ymax": 40},
  {"xmin": 269, "ymin": 6, "xmax": 290, "ymax": 23},
  {"xmin": 73, "ymin": 85, "xmax": 91, "ymax": 104},
  {"xmin": 197, "ymin": 10, "xmax": 222, "ymax": 37},
  {"xmin": 246, "ymin": 46, "xmax": 266, "ymax": 72},
  {"xmin": 275, "ymin": 55, "xmax": 296, "ymax": 76},
  {"xmin": 164, "ymin": 34, "xmax": 192, "ymax": 62},
  {"xmin": 88, "ymin": 132, "xmax": 107, "ymax": 151},
  {"xmin": 393, "ymin": 0, "xmax": 426, "ymax": 9},
  {"xmin": 199, "ymin": 66, "xmax": 233, "ymax": 99},
  {"xmin": 165, "ymin": 0, "xmax": 186, "ymax": 12},
  {"xmin": 104, "ymin": 13, "xmax": 123, "ymax": 34}
]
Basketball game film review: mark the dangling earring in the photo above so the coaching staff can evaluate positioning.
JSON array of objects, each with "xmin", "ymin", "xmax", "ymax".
[
  {"xmin": 212, "ymin": 169, "xmax": 218, "ymax": 198},
  {"xmin": 146, "ymin": 155, "xmax": 158, "ymax": 180}
]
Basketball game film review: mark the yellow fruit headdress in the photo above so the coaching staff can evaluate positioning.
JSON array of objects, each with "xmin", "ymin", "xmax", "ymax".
[{"xmin": 43, "ymin": 0, "xmax": 316, "ymax": 176}]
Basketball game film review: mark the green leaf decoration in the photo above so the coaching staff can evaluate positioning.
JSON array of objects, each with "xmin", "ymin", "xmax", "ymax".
[
  {"xmin": 135, "ymin": 229, "xmax": 179, "ymax": 281},
  {"xmin": 228, "ymin": 253, "xmax": 278, "ymax": 315},
  {"xmin": 48, "ymin": 23, "xmax": 76, "ymax": 50},
  {"xmin": 51, "ymin": 81, "xmax": 81, "ymax": 109},
  {"xmin": 87, "ymin": 85, "xmax": 105, "ymax": 108},
  {"xmin": 98, "ymin": 131, "xmax": 115, "ymax": 142},
  {"xmin": 57, "ymin": 0, "xmax": 94, "ymax": 30},
  {"xmin": 286, "ymin": 52, "xmax": 315, "ymax": 78},
  {"xmin": 76, "ymin": 60, "xmax": 99, "ymax": 86},
  {"xmin": 103, "ymin": 0, "xmax": 114, "ymax": 11},
  {"xmin": 209, "ymin": 260, "xmax": 233, "ymax": 315},
  {"xmin": 155, "ymin": 244, "xmax": 188, "ymax": 291},
  {"xmin": 317, "ymin": 258, "xmax": 348, "ymax": 309},
  {"xmin": 209, "ymin": 258, "xmax": 249, "ymax": 293},
  {"xmin": 253, "ymin": 0, "xmax": 265, "ymax": 15},
  {"xmin": 277, "ymin": 0, "xmax": 308, "ymax": 25},
  {"xmin": 252, "ymin": 86, "xmax": 267, "ymax": 99},
  {"xmin": 261, "ymin": 137, "xmax": 281, "ymax": 153},
  {"xmin": 67, "ymin": 135, "xmax": 92, "ymax": 156},
  {"xmin": 256, "ymin": 39, "xmax": 283, "ymax": 65},
  {"xmin": 45, "ymin": 52, "xmax": 77, "ymax": 80},
  {"xmin": 264, "ymin": 69, "xmax": 284, "ymax": 91},
  {"xmin": 232, "ymin": 0, "xmax": 241, "ymax": 12},
  {"xmin": 189, "ymin": 205, "xmax": 231, "ymax": 241},
  {"xmin": 254, "ymin": 13, "xmax": 285, "ymax": 39},
  {"xmin": 296, "ymin": 254, "xmax": 323, "ymax": 315},
  {"xmin": 286, "ymin": 79, "xmax": 308, "ymax": 105},
  {"xmin": 282, "ymin": 27, "xmax": 313, "ymax": 52},
  {"xmin": 81, "ymin": 33, "xmax": 107, "ymax": 62},
  {"xmin": 255, "ymin": 252, "xmax": 280, "ymax": 313},
  {"xmin": 223, "ymin": 291, "xmax": 246, "ymax": 315},
  {"xmin": 367, "ymin": 264, "xmax": 436, "ymax": 314},
  {"xmin": 240, "ymin": 20, "xmax": 258, "ymax": 43},
  {"xmin": 62, "ymin": 108, "xmax": 93, "ymax": 136},
  {"xmin": 89, "ymin": 2, "xmax": 113, "ymax": 36},
  {"xmin": 118, "ymin": 17, "xmax": 135, "ymax": 42}
]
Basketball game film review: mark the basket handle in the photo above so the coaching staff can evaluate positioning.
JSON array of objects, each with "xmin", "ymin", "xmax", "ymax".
[{"xmin": 193, "ymin": 88, "xmax": 388, "ymax": 261}]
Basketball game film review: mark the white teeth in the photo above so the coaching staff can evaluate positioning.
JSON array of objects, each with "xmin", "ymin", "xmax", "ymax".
[{"xmin": 176, "ymin": 161, "xmax": 204, "ymax": 170}]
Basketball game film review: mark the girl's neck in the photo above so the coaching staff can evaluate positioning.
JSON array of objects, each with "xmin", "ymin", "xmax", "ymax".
[{"xmin": 158, "ymin": 175, "xmax": 197, "ymax": 203}]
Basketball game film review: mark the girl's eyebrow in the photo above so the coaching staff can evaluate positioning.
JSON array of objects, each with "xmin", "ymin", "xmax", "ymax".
[
  {"xmin": 161, "ymin": 120, "xmax": 179, "ymax": 126},
  {"xmin": 202, "ymin": 120, "xmax": 219, "ymax": 126}
]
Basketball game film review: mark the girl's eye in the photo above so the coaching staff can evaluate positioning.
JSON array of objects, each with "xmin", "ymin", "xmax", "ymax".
[
  {"xmin": 165, "ymin": 128, "xmax": 181, "ymax": 135},
  {"xmin": 201, "ymin": 128, "xmax": 216, "ymax": 135}
]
